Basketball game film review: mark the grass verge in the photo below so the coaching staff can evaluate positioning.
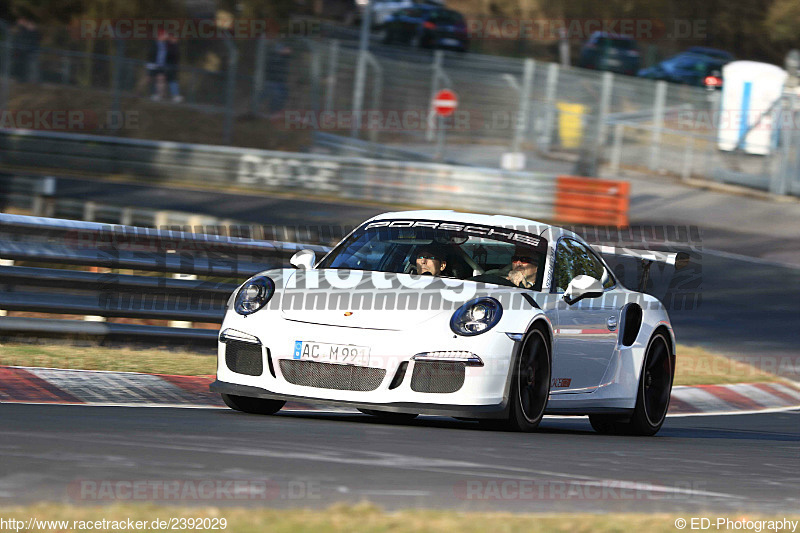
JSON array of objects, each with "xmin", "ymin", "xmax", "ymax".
[
  {"xmin": 0, "ymin": 503, "xmax": 797, "ymax": 533},
  {"xmin": 0, "ymin": 342, "xmax": 781, "ymax": 386},
  {"xmin": 0, "ymin": 343, "xmax": 215, "ymax": 376}
]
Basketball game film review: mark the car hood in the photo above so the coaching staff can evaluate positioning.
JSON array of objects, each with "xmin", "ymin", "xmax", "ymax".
[{"xmin": 278, "ymin": 269, "xmax": 502, "ymax": 330}]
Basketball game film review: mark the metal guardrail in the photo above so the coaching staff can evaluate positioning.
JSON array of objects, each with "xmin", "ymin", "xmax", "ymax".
[
  {"xmin": 0, "ymin": 213, "xmax": 331, "ymax": 346},
  {"xmin": 312, "ymin": 131, "xmax": 471, "ymax": 166},
  {"xmin": 0, "ymin": 127, "xmax": 564, "ymax": 220}
]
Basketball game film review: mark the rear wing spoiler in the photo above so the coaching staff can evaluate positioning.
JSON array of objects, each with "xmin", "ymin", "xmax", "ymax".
[
  {"xmin": 590, "ymin": 245, "xmax": 690, "ymax": 291},
  {"xmin": 590, "ymin": 246, "xmax": 690, "ymax": 268}
]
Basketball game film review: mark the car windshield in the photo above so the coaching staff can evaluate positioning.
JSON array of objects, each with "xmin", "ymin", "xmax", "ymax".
[
  {"xmin": 599, "ymin": 37, "xmax": 635, "ymax": 50},
  {"xmin": 429, "ymin": 10, "xmax": 465, "ymax": 24},
  {"xmin": 317, "ymin": 219, "xmax": 548, "ymax": 289}
]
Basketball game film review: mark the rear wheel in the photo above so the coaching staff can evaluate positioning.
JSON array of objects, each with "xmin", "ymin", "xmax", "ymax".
[
  {"xmin": 358, "ymin": 408, "xmax": 418, "ymax": 422},
  {"xmin": 221, "ymin": 393, "xmax": 285, "ymax": 415},
  {"xmin": 590, "ymin": 332, "xmax": 673, "ymax": 436},
  {"xmin": 485, "ymin": 327, "xmax": 550, "ymax": 431}
]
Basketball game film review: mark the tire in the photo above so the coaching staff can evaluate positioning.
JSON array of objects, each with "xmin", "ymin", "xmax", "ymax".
[
  {"xmin": 489, "ymin": 326, "xmax": 551, "ymax": 432},
  {"xmin": 589, "ymin": 332, "xmax": 673, "ymax": 436},
  {"xmin": 381, "ymin": 28, "xmax": 393, "ymax": 44},
  {"xmin": 358, "ymin": 408, "xmax": 418, "ymax": 422},
  {"xmin": 221, "ymin": 393, "xmax": 285, "ymax": 415}
]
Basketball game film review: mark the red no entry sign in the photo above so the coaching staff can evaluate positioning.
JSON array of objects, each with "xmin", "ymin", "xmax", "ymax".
[{"xmin": 433, "ymin": 89, "xmax": 458, "ymax": 117}]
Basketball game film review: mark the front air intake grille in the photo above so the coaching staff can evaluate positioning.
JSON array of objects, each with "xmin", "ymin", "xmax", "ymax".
[
  {"xmin": 279, "ymin": 360, "xmax": 385, "ymax": 391},
  {"xmin": 410, "ymin": 361, "xmax": 466, "ymax": 393},
  {"xmin": 225, "ymin": 340, "xmax": 263, "ymax": 376}
]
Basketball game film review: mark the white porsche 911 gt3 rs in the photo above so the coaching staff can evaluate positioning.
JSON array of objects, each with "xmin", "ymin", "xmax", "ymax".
[{"xmin": 210, "ymin": 210, "xmax": 681, "ymax": 435}]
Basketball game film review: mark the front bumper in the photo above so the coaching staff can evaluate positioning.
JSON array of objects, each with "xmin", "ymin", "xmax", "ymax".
[
  {"xmin": 210, "ymin": 380, "xmax": 509, "ymax": 419},
  {"xmin": 215, "ymin": 310, "xmax": 518, "ymax": 411}
]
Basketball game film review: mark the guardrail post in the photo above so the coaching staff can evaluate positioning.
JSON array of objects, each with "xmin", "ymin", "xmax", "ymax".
[
  {"xmin": 325, "ymin": 40, "xmax": 339, "ymax": 113},
  {"xmin": 364, "ymin": 52, "xmax": 383, "ymax": 143},
  {"xmin": 511, "ymin": 58, "xmax": 535, "ymax": 155},
  {"xmin": 85, "ymin": 266, "xmax": 108, "ymax": 323},
  {"xmin": 350, "ymin": 0, "xmax": 373, "ymax": 139},
  {"xmin": 609, "ymin": 122, "xmax": 624, "ymax": 174},
  {"xmin": 0, "ymin": 21, "xmax": 10, "ymax": 111},
  {"xmin": 540, "ymin": 63, "xmax": 559, "ymax": 151},
  {"xmin": 0, "ymin": 258, "xmax": 12, "ymax": 317},
  {"xmin": 170, "ymin": 272, "xmax": 198, "ymax": 328},
  {"xmin": 61, "ymin": 55, "xmax": 71, "ymax": 84},
  {"xmin": 772, "ymin": 98, "xmax": 791, "ymax": 195},
  {"xmin": 251, "ymin": 34, "xmax": 268, "ymax": 115},
  {"xmin": 681, "ymin": 136, "xmax": 694, "ymax": 181},
  {"xmin": 223, "ymin": 34, "xmax": 239, "ymax": 144},
  {"xmin": 575, "ymin": 71, "xmax": 612, "ymax": 176},
  {"xmin": 649, "ymin": 81, "xmax": 667, "ymax": 170},
  {"xmin": 309, "ymin": 41, "xmax": 323, "ymax": 114},
  {"xmin": 597, "ymin": 71, "xmax": 613, "ymax": 148},
  {"xmin": 120, "ymin": 207, "xmax": 133, "ymax": 226},
  {"xmin": 426, "ymin": 50, "xmax": 445, "ymax": 142},
  {"xmin": 83, "ymin": 201, "xmax": 96, "ymax": 222},
  {"xmin": 111, "ymin": 37, "xmax": 125, "ymax": 135}
]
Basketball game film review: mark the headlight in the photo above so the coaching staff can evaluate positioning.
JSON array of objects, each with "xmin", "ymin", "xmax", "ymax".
[
  {"xmin": 450, "ymin": 297, "xmax": 502, "ymax": 336},
  {"xmin": 234, "ymin": 276, "xmax": 275, "ymax": 315}
]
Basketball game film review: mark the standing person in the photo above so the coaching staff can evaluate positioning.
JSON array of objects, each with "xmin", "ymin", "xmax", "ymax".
[
  {"xmin": 11, "ymin": 12, "xmax": 41, "ymax": 82},
  {"xmin": 264, "ymin": 41, "xmax": 292, "ymax": 119},
  {"xmin": 147, "ymin": 30, "xmax": 182, "ymax": 102}
]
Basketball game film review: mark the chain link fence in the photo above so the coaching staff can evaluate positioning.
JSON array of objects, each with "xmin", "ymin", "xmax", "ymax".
[{"xmin": 1, "ymin": 20, "xmax": 798, "ymax": 197}]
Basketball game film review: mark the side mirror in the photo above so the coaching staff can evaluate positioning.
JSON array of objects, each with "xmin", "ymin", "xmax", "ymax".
[
  {"xmin": 290, "ymin": 249, "xmax": 316, "ymax": 269},
  {"xmin": 563, "ymin": 275, "xmax": 604, "ymax": 305}
]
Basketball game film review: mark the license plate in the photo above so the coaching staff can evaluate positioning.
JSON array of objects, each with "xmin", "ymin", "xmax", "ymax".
[
  {"xmin": 605, "ymin": 58, "xmax": 621, "ymax": 66},
  {"xmin": 293, "ymin": 341, "xmax": 370, "ymax": 365},
  {"xmin": 441, "ymin": 38, "xmax": 461, "ymax": 46}
]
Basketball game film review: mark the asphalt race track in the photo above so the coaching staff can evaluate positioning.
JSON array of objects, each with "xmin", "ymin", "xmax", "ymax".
[{"xmin": 1, "ymin": 404, "xmax": 798, "ymax": 512}]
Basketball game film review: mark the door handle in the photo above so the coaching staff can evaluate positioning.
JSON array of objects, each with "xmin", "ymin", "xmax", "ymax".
[{"xmin": 607, "ymin": 316, "xmax": 618, "ymax": 331}]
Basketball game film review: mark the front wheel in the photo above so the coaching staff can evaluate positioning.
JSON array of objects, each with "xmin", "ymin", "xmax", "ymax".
[
  {"xmin": 487, "ymin": 327, "xmax": 551, "ymax": 431},
  {"xmin": 221, "ymin": 393, "xmax": 285, "ymax": 415},
  {"xmin": 590, "ymin": 332, "xmax": 673, "ymax": 436}
]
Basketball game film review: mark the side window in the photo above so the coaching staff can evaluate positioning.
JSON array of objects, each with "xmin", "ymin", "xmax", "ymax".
[{"xmin": 552, "ymin": 239, "xmax": 613, "ymax": 293}]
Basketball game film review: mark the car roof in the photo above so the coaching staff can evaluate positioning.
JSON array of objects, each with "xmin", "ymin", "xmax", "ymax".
[
  {"xmin": 685, "ymin": 46, "xmax": 734, "ymax": 59},
  {"xmin": 415, "ymin": 5, "xmax": 461, "ymax": 12},
  {"xmin": 662, "ymin": 52, "xmax": 727, "ymax": 65},
  {"xmin": 588, "ymin": 31, "xmax": 636, "ymax": 40},
  {"xmin": 366, "ymin": 210, "xmax": 553, "ymax": 235}
]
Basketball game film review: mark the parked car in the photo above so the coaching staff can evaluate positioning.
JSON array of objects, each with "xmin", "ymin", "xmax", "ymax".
[
  {"xmin": 638, "ymin": 52, "xmax": 729, "ymax": 90},
  {"xmin": 381, "ymin": 5, "xmax": 468, "ymax": 51},
  {"xmin": 370, "ymin": 0, "xmax": 445, "ymax": 28},
  {"xmin": 578, "ymin": 32, "xmax": 640, "ymax": 75},
  {"xmin": 684, "ymin": 46, "xmax": 734, "ymax": 62},
  {"xmin": 212, "ymin": 210, "xmax": 682, "ymax": 435}
]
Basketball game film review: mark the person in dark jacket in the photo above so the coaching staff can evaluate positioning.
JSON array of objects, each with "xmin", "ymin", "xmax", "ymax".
[
  {"xmin": 147, "ymin": 29, "xmax": 182, "ymax": 102},
  {"xmin": 11, "ymin": 14, "xmax": 41, "ymax": 82},
  {"xmin": 263, "ymin": 41, "xmax": 292, "ymax": 117}
]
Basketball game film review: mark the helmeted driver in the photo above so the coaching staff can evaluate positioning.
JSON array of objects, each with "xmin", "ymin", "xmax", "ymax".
[{"xmin": 414, "ymin": 246, "xmax": 447, "ymax": 276}]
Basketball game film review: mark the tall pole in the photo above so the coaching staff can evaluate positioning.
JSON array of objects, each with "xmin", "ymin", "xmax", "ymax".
[
  {"xmin": 223, "ymin": 33, "xmax": 239, "ymax": 145},
  {"xmin": 350, "ymin": 1, "xmax": 372, "ymax": 138}
]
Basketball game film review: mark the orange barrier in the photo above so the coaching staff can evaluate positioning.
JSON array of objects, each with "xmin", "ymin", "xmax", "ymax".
[{"xmin": 554, "ymin": 175, "xmax": 630, "ymax": 227}]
